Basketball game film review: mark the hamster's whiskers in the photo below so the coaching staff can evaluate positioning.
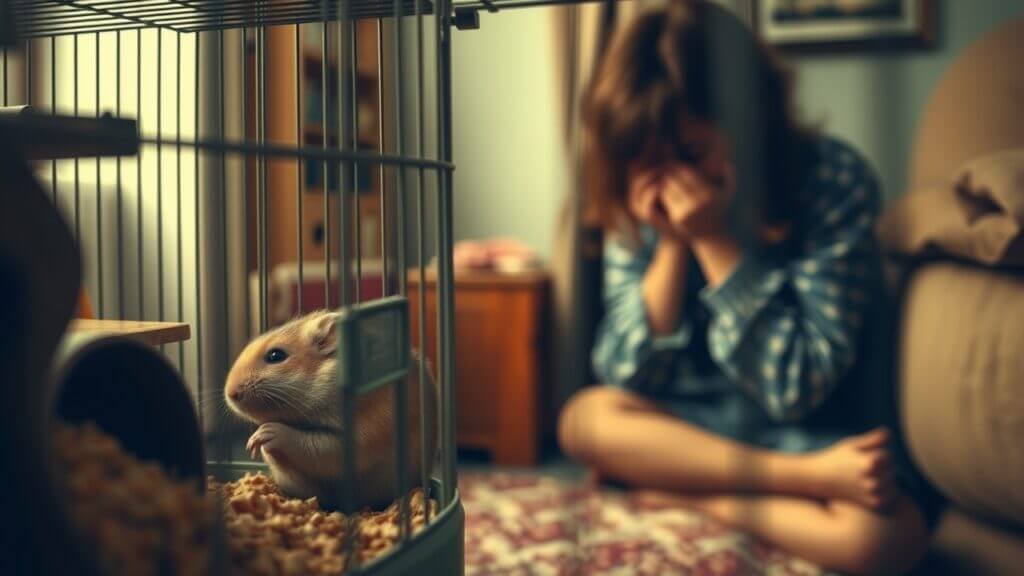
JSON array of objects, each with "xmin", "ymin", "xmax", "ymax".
[
  {"xmin": 196, "ymin": 382, "xmax": 236, "ymax": 425},
  {"xmin": 260, "ymin": 387, "xmax": 318, "ymax": 423}
]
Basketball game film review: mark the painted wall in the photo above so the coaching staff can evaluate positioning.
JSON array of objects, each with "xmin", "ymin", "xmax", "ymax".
[
  {"xmin": 791, "ymin": 0, "xmax": 1024, "ymax": 199},
  {"xmin": 450, "ymin": 7, "xmax": 569, "ymax": 260}
]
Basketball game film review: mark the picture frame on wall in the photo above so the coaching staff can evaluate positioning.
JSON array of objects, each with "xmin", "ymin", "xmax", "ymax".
[{"xmin": 756, "ymin": 0, "xmax": 936, "ymax": 51}]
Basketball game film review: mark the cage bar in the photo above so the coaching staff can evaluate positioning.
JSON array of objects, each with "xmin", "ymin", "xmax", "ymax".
[
  {"xmin": 351, "ymin": 21, "xmax": 363, "ymax": 303},
  {"xmin": 391, "ymin": 0, "xmax": 412, "ymax": 543},
  {"xmin": 177, "ymin": 31, "xmax": 184, "ymax": 368},
  {"xmin": 415, "ymin": 0, "xmax": 431, "ymax": 523},
  {"xmin": 116, "ymin": 31, "xmax": 124, "ymax": 319},
  {"xmin": 336, "ymin": 9, "xmax": 351, "ymax": 309},
  {"xmin": 74, "ymin": 35, "xmax": 81, "ymax": 243},
  {"xmin": 51, "ymin": 39, "xmax": 57, "ymax": 205},
  {"xmin": 295, "ymin": 23, "xmax": 304, "ymax": 315},
  {"xmin": 157, "ymin": 29, "xmax": 165, "ymax": 329},
  {"xmin": 136, "ymin": 29, "xmax": 144, "ymax": 320},
  {"xmin": 194, "ymin": 30, "xmax": 203, "ymax": 426}
]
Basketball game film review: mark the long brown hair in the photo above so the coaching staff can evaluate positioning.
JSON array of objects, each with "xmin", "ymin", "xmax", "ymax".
[{"xmin": 582, "ymin": 0, "xmax": 815, "ymax": 247}]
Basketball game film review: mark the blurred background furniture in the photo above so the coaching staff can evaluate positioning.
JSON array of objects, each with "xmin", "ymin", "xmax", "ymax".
[
  {"xmin": 888, "ymin": 16, "xmax": 1024, "ymax": 576},
  {"xmin": 409, "ymin": 269, "xmax": 550, "ymax": 466}
]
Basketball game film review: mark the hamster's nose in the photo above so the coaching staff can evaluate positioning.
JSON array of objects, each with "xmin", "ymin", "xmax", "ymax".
[{"xmin": 227, "ymin": 386, "xmax": 242, "ymax": 402}]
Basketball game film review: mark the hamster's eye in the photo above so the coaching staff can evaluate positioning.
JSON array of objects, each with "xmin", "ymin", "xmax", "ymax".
[{"xmin": 264, "ymin": 348, "xmax": 288, "ymax": 364}]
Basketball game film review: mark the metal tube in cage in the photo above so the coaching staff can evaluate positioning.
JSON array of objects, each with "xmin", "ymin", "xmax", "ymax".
[
  {"xmin": 295, "ymin": 24, "xmax": 304, "ymax": 315},
  {"xmin": 96, "ymin": 33, "xmax": 104, "ymax": 319},
  {"xmin": 3, "ymin": 47, "xmax": 7, "ymax": 105},
  {"xmin": 322, "ymin": 15, "xmax": 330, "ymax": 311},
  {"xmin": 415, "ymin": 0, "xmax": 431, "ymax": 523},
  {"xmin": 391, "ymin": 0, "xmax": 412, "ymax": 543}
]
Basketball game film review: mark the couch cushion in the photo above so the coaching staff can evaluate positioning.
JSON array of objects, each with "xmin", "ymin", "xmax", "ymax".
[
  {"xmin": 910, "ymin": 18, "xmax": 1024, "ymax": 188},
  {"xmin": 900, "ymin": 263, "xmax": 1024, "ymax": 527}
]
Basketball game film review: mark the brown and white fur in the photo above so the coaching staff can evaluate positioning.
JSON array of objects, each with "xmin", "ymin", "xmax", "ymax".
[{"xmin": 224, "ymin": 310, "xmax": 438, "ymax": 510}]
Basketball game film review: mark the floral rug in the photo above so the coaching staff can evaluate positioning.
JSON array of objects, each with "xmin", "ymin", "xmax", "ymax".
[{"xmin": 459, "ymin": 472, "xmax": 828, "ymax": 576}]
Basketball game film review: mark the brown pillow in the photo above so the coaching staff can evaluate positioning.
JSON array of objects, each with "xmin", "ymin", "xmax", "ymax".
[{"xmin": 877, "ymin": 150, "xmax": 1024, "ymax": 266}]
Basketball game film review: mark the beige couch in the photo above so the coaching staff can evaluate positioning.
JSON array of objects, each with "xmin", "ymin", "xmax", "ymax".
[{"xmin": 879, "ymin": 17, "xmax": 1024, "ymax": 576}]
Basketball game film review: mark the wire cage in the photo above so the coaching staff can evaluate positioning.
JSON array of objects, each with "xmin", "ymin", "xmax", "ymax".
[{"xmin": 2, "ymin": 0, "xmax": 462, "ymax": 573}]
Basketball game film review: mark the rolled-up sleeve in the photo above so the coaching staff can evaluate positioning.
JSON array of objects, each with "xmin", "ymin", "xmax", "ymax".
[
  {"xmin": 700, "ymin": 143, "xmax": 882, "ymax": 422},
  {"xmin": 591, "ymin": 228, "xmax": 690, "ymax": 392}
]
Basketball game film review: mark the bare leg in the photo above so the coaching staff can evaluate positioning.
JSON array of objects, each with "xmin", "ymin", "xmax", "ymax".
[
  {"xmin": 635, "ymin": 490, "xmax": 929, "ymax": 576},
  {"xmin": 559, "ymin": 386, "xmax": 896, "ymax": 508}
]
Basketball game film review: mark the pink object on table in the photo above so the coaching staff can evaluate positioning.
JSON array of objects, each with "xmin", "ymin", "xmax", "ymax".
[{"xmin": 452, "ymin": 238, "xmax": 539, "ymax": 273}]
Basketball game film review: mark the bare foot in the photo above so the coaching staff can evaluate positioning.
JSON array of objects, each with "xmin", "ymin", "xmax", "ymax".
[{"xmin": 804, "ymin": 427, "xmax": 897, "ymax": 510}]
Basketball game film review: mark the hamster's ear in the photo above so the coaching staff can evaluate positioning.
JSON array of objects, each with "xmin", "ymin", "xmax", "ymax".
[{"xmin": 312, "ymin": 311, "xmax": 342, "ymax": 356}]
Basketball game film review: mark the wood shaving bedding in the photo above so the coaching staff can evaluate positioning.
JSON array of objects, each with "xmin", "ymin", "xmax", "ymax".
[
  {"xmin": 53, "ymin": 422, "xmax": 437, "ymax": 576},
  {"xmin": 210, "ymin": 473, "xmax": 436, "ymax": 575},
  {"xmin": 52, "ymin": 422, "xmax": 213, "ymax": 576}
]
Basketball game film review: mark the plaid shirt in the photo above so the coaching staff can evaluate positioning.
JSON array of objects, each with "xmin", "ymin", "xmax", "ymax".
[{"xmin": 592, "ymin": 136, "xmax": 883, "ymax": 423}]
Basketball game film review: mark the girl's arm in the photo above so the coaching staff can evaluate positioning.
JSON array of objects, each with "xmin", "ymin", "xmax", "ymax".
[
  {"xmin": 592, "ymin": 228, "xmax": 691, "ymax": 390},
  {"xmin": 699, "ymin": 144, "xmax": 882, "ymax": 422},
  {"xmin": 643, "ymin": 236, "xmax": 690, "ymax": 336}
]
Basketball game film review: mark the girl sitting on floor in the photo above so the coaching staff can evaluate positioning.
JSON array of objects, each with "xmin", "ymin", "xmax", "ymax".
[{"xmin": 558, "ymin": 1, "xmax": 933, "ymax": 574}]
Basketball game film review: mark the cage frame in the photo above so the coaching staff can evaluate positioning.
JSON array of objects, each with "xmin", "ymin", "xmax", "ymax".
[{"xmin": 3, "ymin": 0, "xmax": 464, "ymax": 573}]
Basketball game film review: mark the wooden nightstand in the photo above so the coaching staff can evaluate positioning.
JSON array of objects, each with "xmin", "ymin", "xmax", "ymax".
[{"xmin": 407, "ymin": 269, "xmax": 550, "ymax": 466}]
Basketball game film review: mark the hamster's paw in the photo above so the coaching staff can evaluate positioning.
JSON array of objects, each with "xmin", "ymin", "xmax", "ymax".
[{"xmin": 247, "ymin": 422, "xmax": 295, "ymax": 462}]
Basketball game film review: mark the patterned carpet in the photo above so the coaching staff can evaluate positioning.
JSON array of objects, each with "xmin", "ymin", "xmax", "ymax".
[{"xmin": 459, "ymin": 472, "xmax": 828, "ymax": 576}]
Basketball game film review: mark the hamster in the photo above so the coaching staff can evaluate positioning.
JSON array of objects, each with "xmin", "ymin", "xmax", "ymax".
[{"xmin": 224, "ymin": 309, "xmax": 438, "ymax": 510}]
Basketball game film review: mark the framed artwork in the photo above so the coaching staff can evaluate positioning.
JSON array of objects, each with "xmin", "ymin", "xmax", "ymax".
[{"xmin": 756, "ymin": 0, "xmax": 936, "ymax": 51}]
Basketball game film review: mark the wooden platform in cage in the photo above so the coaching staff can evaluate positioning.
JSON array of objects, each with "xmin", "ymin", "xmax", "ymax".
[{"xmin": 69, "ymin": 320, "xmax": 191, "ymax": 347}]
